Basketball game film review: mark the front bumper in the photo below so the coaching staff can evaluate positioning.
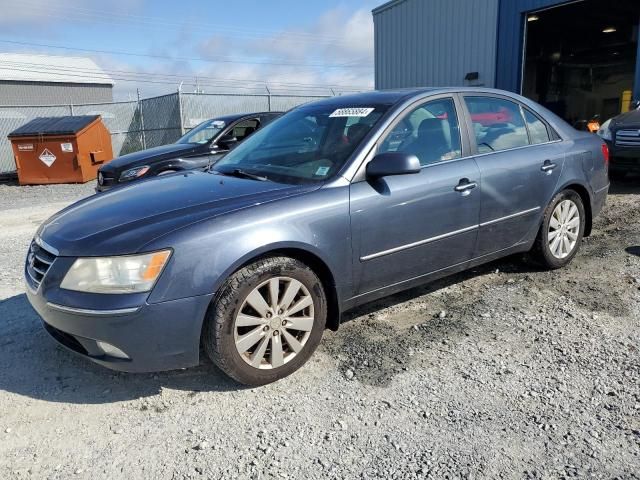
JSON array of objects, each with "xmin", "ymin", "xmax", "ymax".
[
  {"xmin": 95, "ymin": 171, "xmax": 119, "ymax": 192},
  {"xmin": 26, "ymin": 285, "xmax": 212, "ymax": 373},
  {"xmin": 605, "ymin": 139, "xmax": 640, "ymax": 171},
  {"xmin": 611, "ymin": 157, "xmax": 640, "ymax": 172},
  {"xmin": 95, "ymin": 179, "xmax": 117, "ymax": 192},
  {"xmin": 95, "ymin": 184, "xmax": 112, "ymax": 193}
]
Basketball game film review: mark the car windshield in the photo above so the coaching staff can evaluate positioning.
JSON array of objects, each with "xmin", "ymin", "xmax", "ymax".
[
  {"xmin": 212, "ymin": 103, "xmax": 389, "ymax": 184},
  {"xmin": 177, "ymin": 119, "xmax": 226, "ymax": 144}
]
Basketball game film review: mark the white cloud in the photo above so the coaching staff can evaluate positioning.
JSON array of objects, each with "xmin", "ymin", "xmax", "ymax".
[
  {"xmin": 197, "ymin": 7, "xmax": 373, "ymax": 65},
  {"xmin": 0, "ymin": 1, "xmax": 375, "ymax": 100},
  {"xmin": 193, "ymin": 7, "xmax": 375, "ymax": 94}
]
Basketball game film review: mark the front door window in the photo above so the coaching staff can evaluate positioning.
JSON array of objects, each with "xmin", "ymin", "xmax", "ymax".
[{"xmin": 379, "ymin": 98, "xmax": 462, "ymax": 165}]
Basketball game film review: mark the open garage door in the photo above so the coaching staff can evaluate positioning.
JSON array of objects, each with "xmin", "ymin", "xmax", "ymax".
[{"xmin": 522, "ymin": 0, "xmax": 640, "ymax": 127}]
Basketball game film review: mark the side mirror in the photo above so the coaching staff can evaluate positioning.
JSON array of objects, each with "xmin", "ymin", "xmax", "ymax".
[{"xmin": 366, "ymin": 152, "xmax": 421, "ymax": 178}]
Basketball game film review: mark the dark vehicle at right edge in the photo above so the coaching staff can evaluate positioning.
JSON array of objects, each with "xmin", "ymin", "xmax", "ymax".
[{"xmin": 598, "ymin": 106, "xmax": 640, "ymax": 178}]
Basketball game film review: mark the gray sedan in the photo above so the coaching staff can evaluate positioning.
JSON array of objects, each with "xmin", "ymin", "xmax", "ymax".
[{"xmin": 26, "ymin": 88, "xmax": 609, "ymax": 385}]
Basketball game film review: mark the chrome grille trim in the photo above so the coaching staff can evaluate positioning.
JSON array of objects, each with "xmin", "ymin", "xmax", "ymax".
[
  {"xmin": 615, "ymin": 129, "xmax": 640, "ymax": 147},
  {"xmin": 25, "ymin": 265, "xmax": 41, "ymax": 288},
  {"xmin": 34, "ymin": 253, "xmax": 53, "ymax": 265},
  {"xmin": 25, "ymin": 239, "xmax": 58, "ymax": 292},
  {"xmin": 46, "ymin": 302, "xmax": 140, "ymax": 316},
  {"xmin": 31, "ymin": 265, "xmax": 47, "ymax": 275},
  {"xmin": 34, "ymin": 235, "xmax": 60, "ymax": 256}
]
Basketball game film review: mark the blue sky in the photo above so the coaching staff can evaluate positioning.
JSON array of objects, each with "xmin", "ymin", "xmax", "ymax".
[{"xmin": 0, "ymin": 0, "xmax": 381, "ymax": 100}]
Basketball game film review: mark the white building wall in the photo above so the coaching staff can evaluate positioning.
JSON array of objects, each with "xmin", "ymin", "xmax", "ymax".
[{"xmin": 0, "ymin": 81, "xmax": 113, "ymax": 106}]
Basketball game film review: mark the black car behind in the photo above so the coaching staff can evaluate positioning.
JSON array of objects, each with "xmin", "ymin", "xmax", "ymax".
[
  {"xmin": 598, "ymin": 107, "xmax": 640, "ymax": 178},
  {"xmin": 96, "ymin": 112, "xmax": 281, "ymax": 191}
]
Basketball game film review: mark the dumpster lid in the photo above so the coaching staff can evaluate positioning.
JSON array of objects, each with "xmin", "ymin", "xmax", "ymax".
[{"xmin": 8, "ymin": 115, "xmax": 100, "ymax": 137}]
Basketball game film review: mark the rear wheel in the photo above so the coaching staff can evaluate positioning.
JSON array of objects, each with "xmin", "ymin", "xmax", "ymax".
[
  {"xmin": 531, "ymin": 190, "xmax": 585, "ymax": 269},
  {"xmin": 203, "ymin": 257, "xmax": 327, "ymax": 385}
]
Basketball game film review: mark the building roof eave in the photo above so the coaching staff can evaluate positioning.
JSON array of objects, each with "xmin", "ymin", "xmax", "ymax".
[{"xmin": 372, "ymin": 0, "xmax": 408, "ymax": 16}]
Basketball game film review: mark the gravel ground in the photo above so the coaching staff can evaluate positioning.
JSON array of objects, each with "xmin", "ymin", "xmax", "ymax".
[
  {"xmin": 0, "ymin": 180, "xmax": 95, "ymax": 211},
  {"xmin": 0, "ymin": 179, "xmax": 638, "ymax": 479}
]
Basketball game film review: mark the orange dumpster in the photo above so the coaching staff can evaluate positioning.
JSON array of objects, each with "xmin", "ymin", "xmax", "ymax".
[{"xmin": 8, "ymin": 115, "xmax": 113, "ymax": 185}]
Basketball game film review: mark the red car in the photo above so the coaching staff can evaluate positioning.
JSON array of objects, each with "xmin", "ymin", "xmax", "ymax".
[{"xmin": 438, "ymin": 104, "xmax": 513, "ymax": 126}]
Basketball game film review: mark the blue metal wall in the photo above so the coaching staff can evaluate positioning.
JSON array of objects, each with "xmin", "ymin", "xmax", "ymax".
[
  {"xmin": 495, "ymin": 0, "xmax": 573, "ymax": 92},
  {"xmin": 496, "ymin": 0, "xmax": 640, "ymax": 99},
  {"xmin": 374, "ymin": 0, "xmax": 640, "ymax": 98},
  {"xmin": 373, "ymin": 0, "xmax": 500, "ymax": 89}
]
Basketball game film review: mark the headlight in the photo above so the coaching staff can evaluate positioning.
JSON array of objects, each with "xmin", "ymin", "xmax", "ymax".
[
  {"xmin": 60, "ymin": 250, "xmax": 171, "ymax": 294},
  {"xmin": 597, "ymin": 119, "xmax": 613, "ymax": 141},
  {"xmin": 119, "ymin": 165, "xmax": 150, "ymax": 182}
]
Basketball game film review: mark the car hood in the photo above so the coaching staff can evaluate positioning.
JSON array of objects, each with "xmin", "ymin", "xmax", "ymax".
[
  {"xmin": 101, "ymin": 143, "xmax": 206, "ymax": 172},
  {"xmin": 612, "ymin": 110, "xmax": 640, "ymax": 129},
  {"xmin": 38, "ymin": 171, "xmax": 316, "ymax": 256}
]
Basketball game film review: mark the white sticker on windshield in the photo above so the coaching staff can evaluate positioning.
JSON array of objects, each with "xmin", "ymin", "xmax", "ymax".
[
  {"xmin": 315, "ymin": 166, "xmax": 330, "ymax": 176},
  {"xmin": 329, "ymin": 107, "xmax": 375, "ymax": 118},
  {"xmin": 212, "ymin": 121, "xmax": 226, "ymax": 128}
]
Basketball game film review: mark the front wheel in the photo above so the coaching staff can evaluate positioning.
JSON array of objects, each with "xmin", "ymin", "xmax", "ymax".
[
  {"xmin": 530, "ymin": 190, "xmax": 586, "ymax": 269},
  {"xmin": 203, "ymin": 257, "xmax": 327, "ymax": 386}
]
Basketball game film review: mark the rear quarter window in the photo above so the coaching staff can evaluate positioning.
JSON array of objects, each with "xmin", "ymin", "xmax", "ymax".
[{"xmin": 523, "ymin": 108, "xmax": 551, "ymax": 144}]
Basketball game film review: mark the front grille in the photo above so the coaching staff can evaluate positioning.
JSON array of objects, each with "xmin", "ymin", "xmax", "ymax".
[
  {"xmin": 25, "ymin": 239, "xmax": 57, "ymax": 291},
  {"xmin": 615, "ymin": 129, "xmax": 640, "ymax": 147}
]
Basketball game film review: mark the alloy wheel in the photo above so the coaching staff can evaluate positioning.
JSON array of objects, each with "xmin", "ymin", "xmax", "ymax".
[
  {"xmin": 233, "ymin": 276, "xmax": 315, "ymax": 369},
  {"xmin": 548, "ymin": 199, "xmax": 580, "ymax": 259}
]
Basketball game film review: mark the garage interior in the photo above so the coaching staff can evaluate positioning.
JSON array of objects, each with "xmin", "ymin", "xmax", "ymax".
[{"xmin": 522, "ymin": 0, "xmax": 640, "ymax": 126}]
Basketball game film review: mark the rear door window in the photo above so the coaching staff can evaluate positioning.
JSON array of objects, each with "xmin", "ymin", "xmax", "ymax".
[{"xmin": 464, "ymin": 97, "xmax": 529, "ymax": 153}]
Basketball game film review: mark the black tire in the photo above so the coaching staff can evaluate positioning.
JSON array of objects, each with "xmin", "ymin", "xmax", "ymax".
[
  {"xmin": 203, "ymin": 256, "xmax": 327, "ymax": 386},
  {"xmin": 530, "ymin": 189, "xmax": 586, "ymax": 269}
]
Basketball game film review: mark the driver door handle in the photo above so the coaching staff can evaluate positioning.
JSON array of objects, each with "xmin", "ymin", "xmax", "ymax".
[{"xmin": 454, "ymin": 178, "xmax": 477, "ymax": 193}]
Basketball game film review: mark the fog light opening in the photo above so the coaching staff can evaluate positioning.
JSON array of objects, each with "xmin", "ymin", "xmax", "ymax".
[{"xmin": 96, "ymin": 341, "xmax": 130, "ymax": 360}]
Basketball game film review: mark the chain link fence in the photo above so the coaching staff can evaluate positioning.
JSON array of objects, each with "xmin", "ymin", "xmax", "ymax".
[
  {"xmin": 72, "ymin": 100, "xmax": 143, "ymax": 158},
  {"xmin": 0, "ymin": 91, "xmax": 337, "ymax": 175}
]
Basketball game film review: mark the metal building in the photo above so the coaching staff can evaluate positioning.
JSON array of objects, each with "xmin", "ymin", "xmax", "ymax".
[
  {"xmin": 374, "ymin": 0, "xmax": 640, "ymax": 123},
  {"xmin": 373, "ymin": 0, "xmax": 500, "ymax": 90},
  {"xmin": 0, "ymin": 53, "xmax": 113, "ymax": 105}
]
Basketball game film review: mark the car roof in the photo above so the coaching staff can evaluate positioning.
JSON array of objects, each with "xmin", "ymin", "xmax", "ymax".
[
  {"xmin": 297, "ymin": 87, "xmax": 545, "ymax": 109},
  {"xmin": 298, "ymin": 89, "xmax": 437, "ymax": 108},
  {"xmin": 210, "ymin": 112, "xmax": 283, "ymax": 124},
  {"xmin": 296, "ymin": 87, "xmax": 573, "ymax": 136}
]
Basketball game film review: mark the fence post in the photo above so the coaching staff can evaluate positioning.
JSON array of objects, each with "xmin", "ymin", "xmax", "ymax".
[
  {"xmin": 265, "ymin": 85, "xmax": 271, "ymax": 111},
  {"xmin": 69, "ymin": 104, "xmax": 74, "ymax": 116},
  {"xmin": 177, "ymin": 89, "xmax": 185, "ymax": 135},
  {"xmin": 137, "ymin": 88, "xmax": 147, "ymax": 150}
]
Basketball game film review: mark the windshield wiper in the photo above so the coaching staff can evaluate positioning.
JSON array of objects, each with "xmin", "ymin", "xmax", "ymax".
[{"xmin": 218, "ymin": 168, "xmax": 269, "ymax": 182}]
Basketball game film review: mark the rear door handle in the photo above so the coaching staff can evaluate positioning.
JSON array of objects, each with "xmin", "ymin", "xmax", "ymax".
[
  {"xmin": 541, "ymin": 160, "xmax": 557, "ymax": 172},
  {"xmin": 454, "ymin": 178, "xmax": 477, "ymax": 193}
]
